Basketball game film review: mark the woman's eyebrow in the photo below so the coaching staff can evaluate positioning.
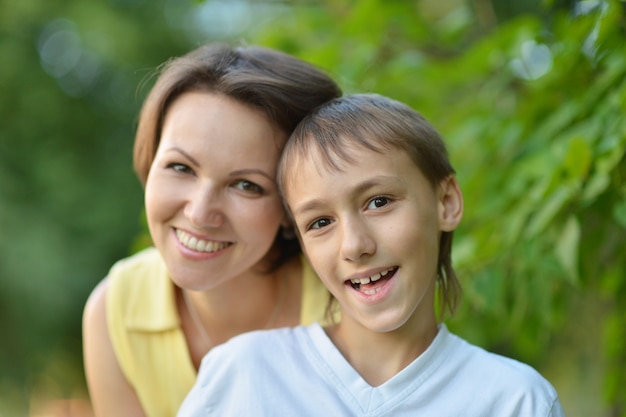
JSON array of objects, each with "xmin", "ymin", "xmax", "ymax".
[
  {"xmin": 165, "ymin": 146, "xmax": 200, "ymax": 166},
  {"xmin": 230, "ymin": 169, "xmax": 274, "ymax": 181},
  {"xmin": 166, "ymin": 147, "xmax": 274, "ymax": 181}
]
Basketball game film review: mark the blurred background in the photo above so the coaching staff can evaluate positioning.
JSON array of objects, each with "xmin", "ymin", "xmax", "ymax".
[{"xmin": 1, "ymin": 0, "xmax": 625, "ymax": 416}]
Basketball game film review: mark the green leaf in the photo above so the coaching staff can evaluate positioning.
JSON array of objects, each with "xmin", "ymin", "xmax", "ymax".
[
  {"xmin": 555, "ymin": 215, "xmax": 580, "ymax": 284},
  {"xmin": 613, "ymin": 198, "xmax": 626, "ymax": 229},
  {"xmin": 581, "ymin": 173, "xmax": 611, "ymax": 204},
  {"xmin": 525, "ymin": 184, "xmax": 576, "ymax": 238},
  {"xmin": 563, "ymin": 136, "xmax": 592, "ymax": 180}
]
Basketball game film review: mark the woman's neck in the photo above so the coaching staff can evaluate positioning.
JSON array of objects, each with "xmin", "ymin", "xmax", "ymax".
[{"xmin": 181, "ymin": 256, "xmax": 302, "ymax": 349}]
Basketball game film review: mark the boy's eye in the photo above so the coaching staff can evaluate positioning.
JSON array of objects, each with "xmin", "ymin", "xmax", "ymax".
[
  {"xmin": 367, "ymin": 196, "xmax": 390, "ymax": 209},
  {"xmin": 309, "ymin": 218, "xmax": 332, "ymax": 230},
  {"xmin": 234, "ymin": 180, "xmax": 263, "ymax": 194}
]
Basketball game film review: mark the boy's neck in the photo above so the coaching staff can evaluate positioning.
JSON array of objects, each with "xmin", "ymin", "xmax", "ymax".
[{"xmin": 325, "ymin": 316, "xmax": 438, "ymax": 387}]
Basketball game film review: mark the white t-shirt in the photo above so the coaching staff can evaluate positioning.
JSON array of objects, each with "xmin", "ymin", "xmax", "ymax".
[{"xmin": 179, "ymin": 323, "xmax": 565, "ymax": 416}]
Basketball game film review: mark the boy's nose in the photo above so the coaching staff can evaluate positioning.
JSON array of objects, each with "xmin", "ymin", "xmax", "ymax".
[{"xmin": 339, "ymin": 217, "xmax": 376, "ymax": 262}]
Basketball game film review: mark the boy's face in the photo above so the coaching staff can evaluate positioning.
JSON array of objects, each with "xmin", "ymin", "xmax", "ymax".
[{"xmin": 285, "ymin": 141, "xmax": 462, "ymax": 334}]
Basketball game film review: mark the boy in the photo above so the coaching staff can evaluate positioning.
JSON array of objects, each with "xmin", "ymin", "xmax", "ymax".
[{"xmin": 178, "ymin": 94, "xmax": 565, "ymax": 416}]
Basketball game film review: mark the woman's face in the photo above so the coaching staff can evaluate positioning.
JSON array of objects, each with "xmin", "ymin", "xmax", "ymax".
[{"xmin": 145, "ymin": 91, "xmax": 288, "ymax": 289}]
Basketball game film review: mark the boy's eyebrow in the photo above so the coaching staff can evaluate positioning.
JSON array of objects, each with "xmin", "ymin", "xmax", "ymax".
[
  {"xmin": 291, "ymin": 198, "xmax": 326, "ymax": 217},
  {"xmin": 291, "ymin": 176, "xmax": 401, "ymax": 217}
]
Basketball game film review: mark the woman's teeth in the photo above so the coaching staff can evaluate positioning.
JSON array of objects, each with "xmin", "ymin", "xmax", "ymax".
[
  {"xmin": 176, "ymin": 229, "xmax": 231, "ymax": 253},
  {"xmin": 349, "ymin": 268, "xmax": 394, "ymax": 286}
]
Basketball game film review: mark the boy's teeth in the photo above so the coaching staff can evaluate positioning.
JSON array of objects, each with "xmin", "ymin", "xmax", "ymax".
[{"xmin": 350, "ymin": 268, "xmax": 393, "ymax": 285}]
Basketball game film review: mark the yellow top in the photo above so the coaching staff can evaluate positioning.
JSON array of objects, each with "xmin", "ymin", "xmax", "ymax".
[{"xmin": 106, "ymin": 247, "xmax": 328, "ymax": 417}]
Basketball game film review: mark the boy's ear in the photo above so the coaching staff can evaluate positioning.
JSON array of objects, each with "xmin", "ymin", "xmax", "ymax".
[{"xmin": 438, "ymin": 175, "xmax": 464, "ymax": 232}]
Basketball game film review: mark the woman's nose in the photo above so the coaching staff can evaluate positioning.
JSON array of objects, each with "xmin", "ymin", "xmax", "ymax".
[
  {"xmin": 339, "ymin": 217, "xmax": 376, "ymax": 262},
  {"xmin": 184, "ymin": 184, "xmax": 225, "ymax": 228}
]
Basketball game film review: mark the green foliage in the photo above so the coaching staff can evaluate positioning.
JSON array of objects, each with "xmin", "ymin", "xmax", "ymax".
[{"xmin": 2, "ymin": 0, "xmax": 624, "ymax": 415}]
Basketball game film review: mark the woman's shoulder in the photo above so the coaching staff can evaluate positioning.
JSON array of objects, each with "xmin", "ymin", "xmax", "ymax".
[
  {"xmin": 106, "ymin": 247, "xmax": 167, "ymax": 296},
  {"xmin": 83, "ymin": 247, "xmax": 162, "ymax": 326},
  {"xmin": 104, "ymin": 247, "xmax": 178, "ymax": 332},
  {"xmin": 109, "ymin": 247, "xmax": 164, "ymax": 277}
]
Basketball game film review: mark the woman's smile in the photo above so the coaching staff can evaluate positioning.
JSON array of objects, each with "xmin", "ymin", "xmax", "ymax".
[{"xmin": 175, "ymin": 229, "xmax": 233, "ymax": 253}]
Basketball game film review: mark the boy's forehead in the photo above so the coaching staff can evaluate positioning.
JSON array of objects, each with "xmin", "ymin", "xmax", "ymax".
[
  {"xmin": 284, "ymin": 142, "xmax": 430, "ymax": 213},
  {"xmin": 283, "ymin": 145, "xmax": 326, "ymax": 185},
  {"xmin": 299, "ymin": 141, "xmax": 349, "ymax": 173},
  {"xmin": 282, "ymin": 146, "xmax": 336, "ymax": 198},
  {"xmin": 285, "ymin": 138, "xmax": 391, "ymax": 182},
  {"xmin": 282, "ymin": 132, "xmax": 391, "ymax": 197}
]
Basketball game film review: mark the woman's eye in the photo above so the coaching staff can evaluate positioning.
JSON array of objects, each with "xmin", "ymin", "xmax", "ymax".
[
  {"xmin": 167, "ymin": 163, "xmax": 192, "ymax": 174},
  {"xmin": 234, "ymin": 180, "xmax": 263, "ymax": 194},
  {"xmin": 309, "ymin": 218, "xmax": 332, "ymax": 230},
  {"xmin": 367, "ymin": 196, "xmax": 390, "ymax": 209}
]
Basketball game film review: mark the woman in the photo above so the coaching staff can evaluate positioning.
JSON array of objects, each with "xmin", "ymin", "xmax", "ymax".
[{"xmin": 82, "ymin": 43, "xmax": 341, "ymax": 417}]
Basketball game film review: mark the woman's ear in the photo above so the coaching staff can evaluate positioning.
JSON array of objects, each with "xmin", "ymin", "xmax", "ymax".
[
  {"xmin": 280, "ymin": 217, "xmax": 297, "ymax": 240},
  {"xmin": 438, "ymin": 175, "xmax": 464, "ymax": 232}
]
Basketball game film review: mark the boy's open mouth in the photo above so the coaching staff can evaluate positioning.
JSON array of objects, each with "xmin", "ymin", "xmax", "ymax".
[{"xmin": 346, "ymin": 267, "xmax": 398, "ymax": 292}]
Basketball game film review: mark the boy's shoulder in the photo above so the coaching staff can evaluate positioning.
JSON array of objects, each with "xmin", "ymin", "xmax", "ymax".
[
  {"xmin": 445, "ymin": 328, "xmax": 550, "ymax": 384},
  {"xmin": 439, "ymin": 326, "xmax": 563, "ymax": 414}
]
